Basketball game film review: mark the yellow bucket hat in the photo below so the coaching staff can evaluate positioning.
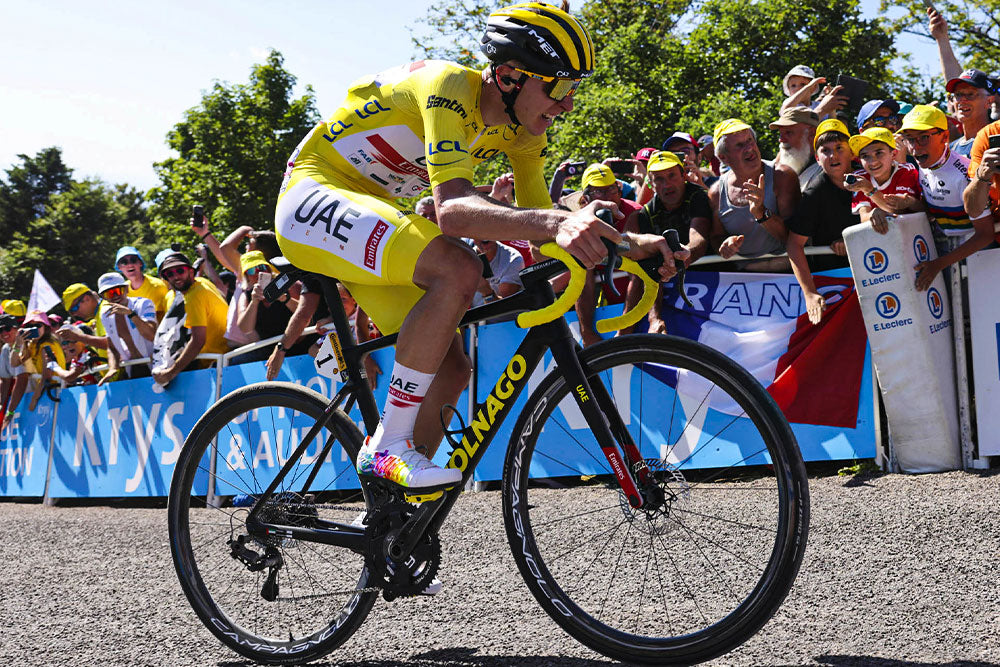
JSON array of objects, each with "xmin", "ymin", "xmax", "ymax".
[{"xmin": 239, "ymin": 250, "xmax": 275, "ymax": 276}]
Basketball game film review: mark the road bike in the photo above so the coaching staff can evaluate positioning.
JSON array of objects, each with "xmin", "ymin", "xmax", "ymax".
[{"xmin": 167, "ymin": 239, "xmax": 809, "ymax": 665}]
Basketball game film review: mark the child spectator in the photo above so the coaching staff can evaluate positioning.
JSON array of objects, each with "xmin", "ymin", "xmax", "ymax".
[
  {"xmin": 845, "ymin": 128, "xmax": 922, "ymax": 234},
  {"xmin": 54, "ymin": 326, "xmax": 102, "ymax": 386}
]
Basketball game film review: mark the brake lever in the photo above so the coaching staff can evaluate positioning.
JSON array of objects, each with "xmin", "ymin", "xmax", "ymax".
[
  {"xmin": 663, "ymin": 229, "xmax": 694, "ymax": 309},
  {"xmin": 596, "ymin": 209, "xmax": 627, "ymax": 299}
]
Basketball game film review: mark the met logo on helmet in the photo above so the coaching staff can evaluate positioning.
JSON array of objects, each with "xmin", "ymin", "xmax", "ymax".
[{"xmin": 527, "ymin": 29, "xmax": 558, "ymax": 59}]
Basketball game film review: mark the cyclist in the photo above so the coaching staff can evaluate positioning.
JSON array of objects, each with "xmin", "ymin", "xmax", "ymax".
[{"xmin": 275, "ymin": 2, "xmax": 685, "ymax": 495}]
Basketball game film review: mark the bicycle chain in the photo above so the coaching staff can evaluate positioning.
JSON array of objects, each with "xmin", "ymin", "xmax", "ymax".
[{"xmin": 363, "ymin": 500, "xmax": 441, "ymax": 601}]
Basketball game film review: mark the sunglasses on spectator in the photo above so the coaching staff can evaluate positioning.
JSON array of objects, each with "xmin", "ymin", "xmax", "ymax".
[
  {"xmin": 117, "ymin": 255, "xmax": 141, "ymax": 266},
  {"xmin": 101, "ymin": 286, "xmax": 127, "ymax": 300},
  {"xmin": 245, "ymin": 265, "xmax": 271, "ymax": 277},
  {"xmin": 898, "ymin": 130, "xmax": 944, "ymax": 147},
  {"xmin": 0, "ymin": 325, "xmax": 15, "ymax": 333},
  {"xmin": 865, "ymin": 115, "xmax": 902, "ymax": 129},
  {"xmin": 161, "ymin": 266, "xmax": 189, "ymax": 280},
  {"xmin": 68, "ymin": 296, "xmax": 86, "ymax": 314},
  {"xmin": 510, "ymin": 67, "xmax": 582, "ymax": 102},
  {"xmin": 948, "ymin": 91, "xmax": 985, "ymax": 102}
]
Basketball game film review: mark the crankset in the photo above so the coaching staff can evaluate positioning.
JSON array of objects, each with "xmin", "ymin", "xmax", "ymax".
[{"xmin": 363, "ymin": 499, "xmax": 441, "ymax": 601}]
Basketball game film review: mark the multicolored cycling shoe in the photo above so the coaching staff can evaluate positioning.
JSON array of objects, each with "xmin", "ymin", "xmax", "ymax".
[{"xmin": 356, "ymin": 437, "xmax": 461, "ymax": 491}]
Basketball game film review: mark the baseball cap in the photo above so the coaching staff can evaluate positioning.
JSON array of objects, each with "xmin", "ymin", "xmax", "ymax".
[
  {"xmin": 697, "ymin": 134, "xmax": 713, "ymax": 149},
  {"xmin": 713, "ymin": 118, "xmax": 753, "ymax": 149},
  {"xmin": 0, "ymin": 313, "xmax": 19, "ymax": 329},
  {"xmin": 23, "ymin": 310, "xmax": 53, "ymax": 327},
  {"xmin": 848, "ymin": 127, "xmax": 897, "ymax": 156},
  {"xmin": 97, "ymin": 272, "xmax": 128, "ymax": 294},
  {"xmin": 157, "ymin": 251, "xmax": 193, "ymax": 275},
  {"xmin": 646, "ymin": 151, "xmax": 685, "ymax": 173},
  {"xmin": 581, "ymin": 163, "xmax": 617, "ymax": 189},
  {"xmin": 1, "ymin": 299, "xmax": 26, "ymax": 317},
  {"xmin": 239, "ymin": 250, "xmax": 275, "ymax": 275},
  {"xmin": 856, "ymin": 99, "xmax": 900, "ymax": 131},
  {"xmin": 115, "ymin": 245, "xmax": 145, "ymax": 270},
  {"xmin": 897, "ymin": 102, "xmax": 914, "ymax": 116},
  {"xmin": 813, "ymin": 118, "xmax": 851, "ymax": 149},
  {"xmin": 899, "ymin": 104, "xmax": 948, "ymax": 133},
  {"xmin": 946, "ymin": 68, "xmax": 993, "ymax": 93},
  {"xmin": 633, "ymin": 147, "xmax": 657, "ymax": 161},
  {"xmin": 769, "ymin": 106, "xmax": 820, "ymax": 129},
  {"xmin": 662, "ymin": 132, "xmax": 697, "ymax": 151},
  {"xmin": 782, "ymin": 65, "xmax": 816, "ymax": 95},
  {"xmin": 62, "ymin": 283, "xmax": 91, "ymax": 311}
]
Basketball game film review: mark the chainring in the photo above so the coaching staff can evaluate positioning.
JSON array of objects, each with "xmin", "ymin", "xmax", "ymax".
[{"xmin": 363, "ymin": 500, "xmax": 441, "ymax": 601}]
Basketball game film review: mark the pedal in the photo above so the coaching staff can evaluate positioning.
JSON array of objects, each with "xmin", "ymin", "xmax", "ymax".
[{"xmin": 403, "ymin": 489, "xmax": 445, "ymax": 504}]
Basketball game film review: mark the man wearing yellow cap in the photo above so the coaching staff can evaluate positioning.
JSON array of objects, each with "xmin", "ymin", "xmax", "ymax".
[
  {"xmin": 786, "ymin": 119, "xmax": 860, "ymax": 324},
  {"xmin": 573, "ymin": 163, "xmax": 644, "ymax": 346},
  {"xmin": 708, "ymin": 119, "xmax": 799, "ymax": 262},
  {"xmin": 894, "ymin": 105, "xmax": 995, "ymax": 290},
  {"xmin": 620, "ymin": 151, "xmax": 707, "ymax": 334},
  {"xmin": 57, "ymin": 284, "xmax": 109, "ymax": 358}
]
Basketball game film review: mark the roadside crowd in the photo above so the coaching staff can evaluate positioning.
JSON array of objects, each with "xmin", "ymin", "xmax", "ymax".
[{"xmin": 2, "ymin": 8, "xmax": 999, "ymax": 427}]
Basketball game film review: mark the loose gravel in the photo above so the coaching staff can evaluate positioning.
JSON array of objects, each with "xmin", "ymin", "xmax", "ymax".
[{"xmin": 2, "ymin": 469, "xmax": 999, "ymax": 666}]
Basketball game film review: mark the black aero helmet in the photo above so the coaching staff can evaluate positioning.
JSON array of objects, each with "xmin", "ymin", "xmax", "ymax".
[{"xmin": 481, "ymin": 2, "xmax": 596, "ymax": 80}]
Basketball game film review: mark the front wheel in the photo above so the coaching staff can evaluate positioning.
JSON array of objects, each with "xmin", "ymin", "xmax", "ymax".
[
  {"xmin": 167, "ymin": 382, "xmax": 377, "ymax": 665},
  {"xmin": 502, "ymin": 335, "xmax": 809, "ymax": 665}
]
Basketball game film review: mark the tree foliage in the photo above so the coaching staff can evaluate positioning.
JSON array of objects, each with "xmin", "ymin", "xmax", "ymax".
[
  {"xmin": 0, "ymin": 148, "xmax": 150, "ymax": 301},
  {"xmin": 146, "ymin": 50, "xmax": 319, "ymax": 250},
  {"xmin": 883, "ymin": 0, "xmax": 1000, "ymax": 75}
]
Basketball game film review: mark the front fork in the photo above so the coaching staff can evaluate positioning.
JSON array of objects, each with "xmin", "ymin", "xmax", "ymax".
[{"xmin": 548, "ymin": 335, "xmax": 655, "ymax": 509}]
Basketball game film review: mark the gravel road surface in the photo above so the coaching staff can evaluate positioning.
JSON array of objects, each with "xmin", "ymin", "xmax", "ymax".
[{"xmin": 3, "ymin": 469, "xmax": 999, "ymax": 666}]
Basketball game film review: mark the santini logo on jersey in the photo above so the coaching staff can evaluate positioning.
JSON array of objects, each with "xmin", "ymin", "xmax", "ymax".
[{"xmin": 426, "ymin": 95, "xmax": 468, "ymax": 119}]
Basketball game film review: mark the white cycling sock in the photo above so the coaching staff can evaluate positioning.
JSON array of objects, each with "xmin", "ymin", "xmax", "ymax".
[{"xmin": 368, "ymin": 363, "xmax": 435, "ymax": 452}]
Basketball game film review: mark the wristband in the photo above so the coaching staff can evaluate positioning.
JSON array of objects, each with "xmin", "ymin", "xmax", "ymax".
[
  {"xmin": 276, "ymin": 342, "xmax": 291, "ymax": 353},
  {"xmin": 127, "ymin": 311, "xmax": 138, "ymax": 320},
  {"xmin": 199, "ymin": 231, "xmax": 212, "ymax": 240},
  {"xmin": 754, "ymin": 208, "xmax": 772, "ymax": 225}
]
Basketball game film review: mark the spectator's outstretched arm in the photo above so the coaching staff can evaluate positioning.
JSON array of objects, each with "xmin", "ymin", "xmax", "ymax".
[
  {"xmin": 266, "ymin": 287, "xmax": 318, "ymax": 381},
  {"xmin": 195, "ymin": 244, "xmax": 228, "ymax": 295},
  {"xmin": 98, "ymin": 345, "xmax": 121, "ymax": 386},
  {"xmin": 190, "ymin": 214, "xmax": 239, "ymax": 274},
  {"xmin": 548, "ymin": 161, "xmax": 574, "ymax": 204},
  {"xmin": 786, "ymin": 232, "xmax": 826, "ymax": 324},
  {"xmin": 781, "ymin": 77, "xmax": 825, "ymax": 113},
  {"xmin": 153, "ymin": 326, "xmax": 207, "ymax": 385},
  {"xmin": 687, "ymin": 216, "xmax": 711, "ymax": 264},
  {"xmin": 914, "ymin": 213, "xmax": 994, "ymax": 290},
  {"xmin": 929, "ymin": 7, "xmax": 962, "ymax": 83},
  {"xmin": 57, "ymin": 326, "xmax": 108, "ymax": 350},
  {"xmin": 1, "ymin": 373, "xmax": 28, "ymax": 427},
  {"xmin": 218, "ymin": 226, "xmax": 257, "ymax": 274}
]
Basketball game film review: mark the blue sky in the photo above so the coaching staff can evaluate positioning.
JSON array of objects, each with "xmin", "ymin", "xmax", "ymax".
[{"xmin": 0, "ymin": 0, "xmax": 943, "ymax": 191}]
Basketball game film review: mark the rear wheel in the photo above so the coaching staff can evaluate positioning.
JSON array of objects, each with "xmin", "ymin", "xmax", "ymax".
[
  {"xmin": 502, "ymin": 335, "xmax": 809, "ymax": 665},
  {"xmin": 167, "ymin": 382, "xmax": 377, "ymax": 665}
]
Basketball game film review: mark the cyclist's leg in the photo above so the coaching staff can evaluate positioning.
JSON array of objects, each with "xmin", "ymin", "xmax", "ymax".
[{"xmin": 413, "ymin": 332, "xmax": 471, "ymax": 460}]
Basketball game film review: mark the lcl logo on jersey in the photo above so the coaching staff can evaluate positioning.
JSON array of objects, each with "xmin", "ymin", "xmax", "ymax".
[
  {"xmin": 875, "ymin": 292, "xmax": 900, "ymax": 319},
  {"xmin": 863, "ymin": 247, "xmax": 888, "ymax": 274},
  {"xmin": 913, "ymin": 235, "xmax": 930, "ymax": 263},
  {"xmin": 927, "ymin": 288, "xmax": 944, "ymax": 319}
]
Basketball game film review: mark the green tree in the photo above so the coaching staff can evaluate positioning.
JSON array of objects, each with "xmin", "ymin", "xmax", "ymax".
[
  {"xmin": 883, "ymin": 0, "xmax": 1000, "ymax": 75},
  {"xmin": 0, "ymin": 159, "xmax": 149, "ymax": 301},
  {"xmin": 146, "ymin": 50, "xmax": 319, "ymax": 251},
  {"xmin": 0, "ymin": 147, "xmax": 73, "ymax": 239}
]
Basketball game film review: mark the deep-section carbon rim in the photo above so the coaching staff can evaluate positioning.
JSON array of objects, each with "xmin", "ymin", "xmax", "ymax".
[
  {"xmin": 502, "ymin": 335, "xmax": 809, "ymax": 665},
  {"xmin": 167, "ymin": 382, "xmax": 377, "ymax": 665}
]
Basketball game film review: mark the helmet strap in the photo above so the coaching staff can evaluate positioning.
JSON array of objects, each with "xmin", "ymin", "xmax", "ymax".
[{"xmin": 492, "ymin": 64, "xmax": 523, "ymax": 127}]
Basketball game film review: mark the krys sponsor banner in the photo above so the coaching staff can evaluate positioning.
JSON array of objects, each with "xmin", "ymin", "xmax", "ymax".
[
  {"xmin": 470, "ymin": 271, "xmax": 875, "ymax": 482},
  {"xmin": 0, "ymin": 394, "xmax": 55, "ymax": 497},
  {"xmin": 47, "ymin": 368, "xmax": 217, "ymax": 498},
  {"xmin": 213, "ymin": 346, "xmax": 467, "ymax": 497}
]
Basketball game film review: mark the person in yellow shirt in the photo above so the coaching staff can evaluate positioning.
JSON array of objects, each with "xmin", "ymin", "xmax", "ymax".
[
  {"xmin": 8, "ymin": 311, "xmax": 66, "ymax": 410},
  {"xmin": 151, "ymin": 251, "xmax": 228, "ymax": 386},
  {"xmin": 115, "ymin": 246, "xmax": 171, "ymax": 321}
]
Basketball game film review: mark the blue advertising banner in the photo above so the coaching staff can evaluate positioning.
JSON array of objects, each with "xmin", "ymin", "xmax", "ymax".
[
  {"xmin": 46, "ymin": 367, "xmax": 217, "ymax": 498},
  {"xmin": 0, "ymin": 394, "xmax": 55, "ymax": 497}
]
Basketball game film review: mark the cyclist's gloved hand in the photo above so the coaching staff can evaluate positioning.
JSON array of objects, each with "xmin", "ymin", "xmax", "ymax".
[
  {"xmin": 624, "ymin": 232, "xmax": 690, "ymax": 281},
  {"xmin": 556, "ymin": 200, "xmax": 622, "ymax": 269}
]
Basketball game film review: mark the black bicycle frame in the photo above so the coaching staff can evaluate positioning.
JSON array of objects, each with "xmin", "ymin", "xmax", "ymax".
[{"xmin": 245, "ymin": 258, "xmax": 648, "ymax": 559}]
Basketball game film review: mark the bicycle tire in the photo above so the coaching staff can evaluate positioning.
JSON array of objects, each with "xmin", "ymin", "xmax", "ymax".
[
  {"xmin": 167, "ymin": 381, "xmax": 377, "ymax": 665},
  {"xmin": 502, "ymin": 334, "xmax": 809, "ymax": 665}
]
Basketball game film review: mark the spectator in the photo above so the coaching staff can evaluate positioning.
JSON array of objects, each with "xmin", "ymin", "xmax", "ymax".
[
  {"xmin": 857, "ymin": 99, "xmax": 902, "ymax": 134},
  {"xmin": 96, "ymin": 272, "xmax": 156, "ymax": 380},
  {"xmin": 115, "ymin": 246, "xmax": 170, "ymax": 321},
  {"xmin": 782, "ymin": 65, "xmax": 816, "ymax": 101},
  {"xmin": 709, "ymin": 119, "xmax": 797, "ymax": 264},
  {"xmin": 53, "ymin": 325, "xmax": 102, "ymax": 386},
  {"xmin": 470, "ymin": 239, "xmax": 524, "ymax": 305},
  {"xmin": 779, "ymin": 66, "xmax": 849, "ymax": 120},
  {"xmin": 573, "ymin": 163, "xmax": 643, "ymax": 346},
  {"xmin": 785, "ymin": 119, "xmax": 858, "ymax": 324},
  {"xmin": 963, "ymin": 116, "xmax": 1000, "ymax": 241},
  {"xmin": 844, "ymin": 128, "xmax": 922, "ymax": 234},
  {"xmin": 770, "ymin": 106, "xmax": 822, "ymax": 186},
  {"xmin": 662, "ymin": 131, "xmax": 707, "ymax": 189},
  {"xmin": 415, "ymin": 195, "xmax": 437, "ymax": 223},
  {"xmin": 945, "ymin": 69, "xmax": 995, "ymax": 159},
  {"xmin": 57, "ymin": 284, "xmax": 109, "ymax": 356},
  {"xmin": 151, "ymin": 251, "xmax": 229, "ymax": 386},
  {"xmin": 621, "ymin": 151, "xmax": 710, "ymax": 335},
  {"xmin": 9, "ymin": 311, "xmax": 66, "ymax": 411},
  {"xmin": 630, "ymin": 148, "xmax": 659, "ymax": 205},
  {"xmin": 1, "ymin": 300, "xmax": 26, "ymax": 319},
  {"xmin": 235, "ymin": 250, "xmax": 300, "ymax": 361},
  {"xmin": 696, "ymin": 135, "xmax": 721, "ymax": 181},
  {"xmin": 0, "ymin": 313, "xmax": 29, "ymax": 429},
  {"xmin": 928, "ymin": 7, "xmax": 964, "ymax": 94},
  {"xmin": 895, "ymin": 106, "xmax": 995, "ymax": 290}
]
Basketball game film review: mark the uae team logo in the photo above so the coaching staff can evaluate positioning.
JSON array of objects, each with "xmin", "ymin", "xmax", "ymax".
[
  {"xmin": 875, "ymin": 292, "xmax": 900, "ymax": 319},
  {"xmin": 863, "ymin": 247, "xmax": 888, "ymax": 274},
  {"xmin": 913, "ymin": 235, "xmax": 930, "ymax": 263},
  {"xmin": 927, "ymin": 288, "xmax": 944, "ymax": 319}
]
